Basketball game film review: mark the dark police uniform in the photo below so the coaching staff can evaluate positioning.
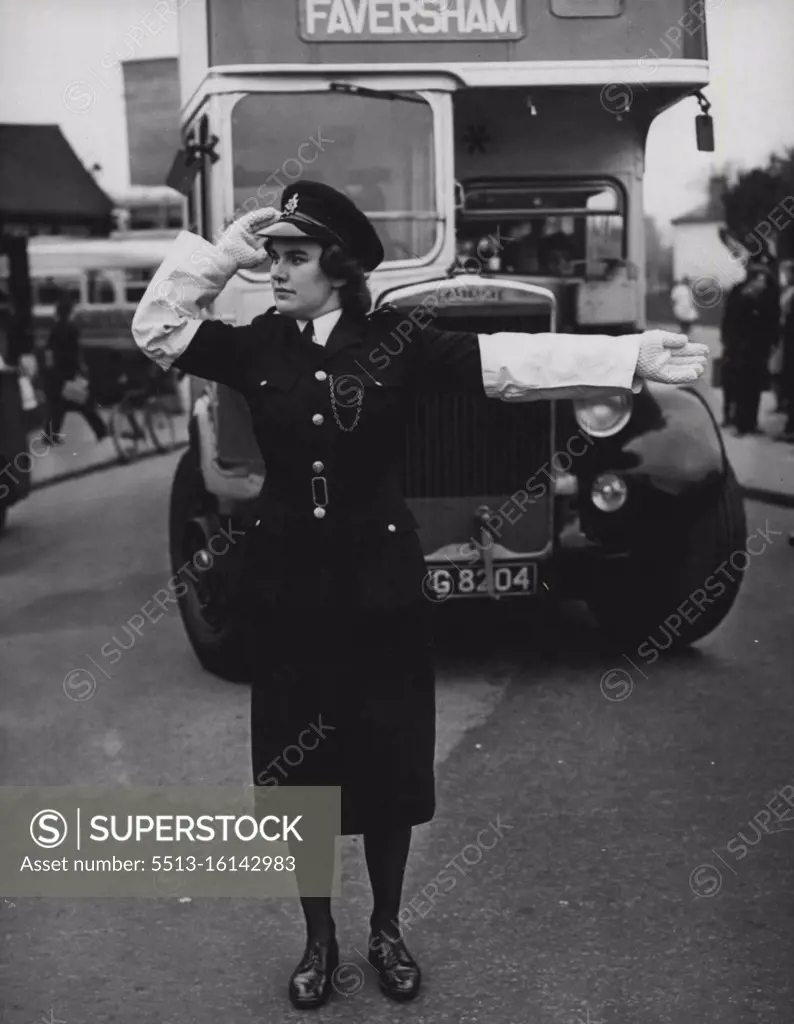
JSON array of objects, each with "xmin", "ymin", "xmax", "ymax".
[
  {"xmin": 171, "ymin": 301, "xmax": 483, "ymax": 835},
  {"xmin": 721, "ymin": 270, "xmax": 780, "ymax": 433},
  {"xmin": 132, "ymin": 182, "xmax": 641, "ymax": 836}
]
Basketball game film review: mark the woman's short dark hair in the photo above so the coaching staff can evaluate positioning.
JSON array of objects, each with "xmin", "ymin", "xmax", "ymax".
[{"xmin": 319, "ymin": 242, "xmax": 372, "ymax": 318}]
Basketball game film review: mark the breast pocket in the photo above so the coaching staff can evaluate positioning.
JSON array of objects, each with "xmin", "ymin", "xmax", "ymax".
[
  {"xmin": 352, "ymin": 372, "xmax": 408, "ymax": 424},
  {"xmin": 247, "ymin": 364, "xmax": 300, "ymax": 425},
  {"xmin": 254, "ymin": 364, "xmax": 299, "ymax": 393}
]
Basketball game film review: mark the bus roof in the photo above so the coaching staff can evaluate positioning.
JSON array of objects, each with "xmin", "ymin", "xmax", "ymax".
[
  {"xmin": 178, "ymin": 0, "xmax": 709, "ymax": 117},
  {"xmin": 28, "ymin": 235, "xmax": 176, "ymax": 273}
]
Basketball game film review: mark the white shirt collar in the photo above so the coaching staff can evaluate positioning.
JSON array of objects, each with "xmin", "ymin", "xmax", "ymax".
[{"xmin": 295, "ymin": 307, "xmax": 343, "ymax": 347}]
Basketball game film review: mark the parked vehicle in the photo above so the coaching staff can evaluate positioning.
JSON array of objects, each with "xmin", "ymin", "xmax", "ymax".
[
  {"xmin": 164, "ymin": 0, "xmax": 743, "ymax": 680},
  {"xmin": 27, "ymin": 235, "xmax": 174, "ymax": 347},
  {"xmin": 0, "ymin": 363, "xmax": 33, "ymax": 536},
  {"xmin": 27, "ymin": 235, "xmax": 180, "ymax": 408}
]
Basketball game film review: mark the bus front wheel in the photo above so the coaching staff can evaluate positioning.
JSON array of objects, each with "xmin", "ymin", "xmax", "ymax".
[
  {"xmin": 168, "ymin": 445, "xmax": 254, "ymax": 683},
  {"xmin": 587, "ymin": 468, "xmax": 747, "ymax": 650}
]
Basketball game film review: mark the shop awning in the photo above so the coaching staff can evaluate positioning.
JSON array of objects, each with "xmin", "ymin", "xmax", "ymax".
[{"xmin": 0, "ymin": 124, "xmax": 115, "ymax": 235}]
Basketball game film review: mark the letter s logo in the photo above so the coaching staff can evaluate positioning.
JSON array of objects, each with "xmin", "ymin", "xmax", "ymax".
[{"xmin": 30, "ymin": 809, "xmax": 68, "ymax": 848}]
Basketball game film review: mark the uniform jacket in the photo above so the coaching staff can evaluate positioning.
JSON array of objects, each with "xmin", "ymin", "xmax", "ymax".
[
  {"xmin": 722, "ymin": 279, "xmax": 780, "ymax": 367},
  {"xmin": 132, "ymin": 232, "xmax": 642, "ymax": 610}
]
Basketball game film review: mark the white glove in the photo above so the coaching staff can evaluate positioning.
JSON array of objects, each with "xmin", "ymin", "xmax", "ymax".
[
  {"xmin": 633, "ymin": 330, "xmax": 709, "ymax": 388},
  {"xmin": 217, "ymin": 207, "xmax": 280, "ymax": 269}
]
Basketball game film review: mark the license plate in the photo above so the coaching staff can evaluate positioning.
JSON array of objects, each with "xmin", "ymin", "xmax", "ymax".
[{"xmin": 424, "ymin": 562, "xmax": 537, "ymax": 601}]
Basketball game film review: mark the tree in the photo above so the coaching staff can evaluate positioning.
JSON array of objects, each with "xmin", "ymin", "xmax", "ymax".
[{"xmin": 721, "ymin": 147, "xmax": 794, "ymax": 263}]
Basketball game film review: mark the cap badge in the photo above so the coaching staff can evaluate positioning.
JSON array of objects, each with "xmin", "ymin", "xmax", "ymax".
[{"xmin": 283, "ymin": 194, "xmax": 299, "ymax": 216}]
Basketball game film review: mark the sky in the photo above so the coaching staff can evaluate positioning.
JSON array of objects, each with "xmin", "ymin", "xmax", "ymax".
[{"xmin": 1, "ymin": 0, "xmax": 793, "ymax": 232}]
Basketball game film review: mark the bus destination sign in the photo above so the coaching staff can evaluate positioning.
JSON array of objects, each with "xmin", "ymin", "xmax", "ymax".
[{"xmin": 299, "ymin": 0, "xmax": 525, "ymax": 42}]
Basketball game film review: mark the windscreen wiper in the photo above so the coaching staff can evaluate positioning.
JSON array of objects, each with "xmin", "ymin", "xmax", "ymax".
[{"xmin": 328, "ymin": 82, "xmax": 425, "ymax": 104}]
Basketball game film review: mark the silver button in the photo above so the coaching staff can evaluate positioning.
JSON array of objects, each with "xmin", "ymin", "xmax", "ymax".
[
  {"xmin": 312, "ymin": 413, "xmax": 324, "ymax": 426},
  {"xmin": 259, "ymin": 379, "xmax": 267, "ymax": 386},
  {"xmin": 255, "ymin": 519, "xmax": 261, "ymax": 526},
  {"xmin": 312, "ymin": 461, "xmax": 324, "ymax": 473},
  {"xmin": 315, "ymin": 370, "xmax": 328, "ymax": 382},
  {"xmin": 313, "ymin": 507, "xmax": 326, "ymax": 519},
  {"xmin": 387, "ymin": 523, "xmax": 396, "ymax": 533}
]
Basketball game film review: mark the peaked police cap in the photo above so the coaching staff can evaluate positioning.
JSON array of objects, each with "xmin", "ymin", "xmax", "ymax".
[{"xmin": 259, "ymin": 180, "xmax": 384, "ymax": 272}]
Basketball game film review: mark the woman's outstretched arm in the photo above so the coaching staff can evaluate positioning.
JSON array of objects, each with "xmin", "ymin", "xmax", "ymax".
[
  {"xmin": 391, "ymin": 311, "xmax": 708, "ymax": 396},
  {"xmin": 478, "ymin": 328, "xmax": 707, "ymax": 400}
]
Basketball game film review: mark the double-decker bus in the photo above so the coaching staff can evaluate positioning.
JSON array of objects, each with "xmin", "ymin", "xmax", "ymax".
[{"xmin": 165, "ymin": 0, "xmax": 745, "ymax": 680}]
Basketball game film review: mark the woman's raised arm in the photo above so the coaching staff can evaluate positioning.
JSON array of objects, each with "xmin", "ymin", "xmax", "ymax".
[{"xmin": 131, "ymin": 208, "xmax": 279, "ymax": 390}]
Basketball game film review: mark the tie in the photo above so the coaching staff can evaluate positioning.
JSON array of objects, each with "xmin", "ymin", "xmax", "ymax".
[{"xmin": 300, "ymin": 321, "xmax": 314, "ymax": 345}]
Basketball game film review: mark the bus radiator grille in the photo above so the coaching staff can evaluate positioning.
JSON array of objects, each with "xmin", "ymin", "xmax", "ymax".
[
  {"xmin": 402, "ymin": 393, "xmax": 551, "ymax": 498},
  {"xmin": 401, "ymin": 311, "xmax": 554, "ymax": 499}
]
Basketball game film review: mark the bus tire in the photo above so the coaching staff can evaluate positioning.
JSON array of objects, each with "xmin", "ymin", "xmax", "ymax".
[
  {"xmin": 587, "ymin": 467, "xmax": 747, "ymax": 650},
  {"xmin": 169, "ymin": 444, "xmax": 254, "ymax": 683}
]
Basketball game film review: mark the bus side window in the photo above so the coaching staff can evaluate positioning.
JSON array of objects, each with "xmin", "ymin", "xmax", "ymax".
[
  {"xmin": 86, "ymin": 270, "xmax": 116, "ymax": 304},
  {"xmin": 35, "ymin": 276, "xmax": 82, "ymax": 306},
  {"xmin": 124, "ymin": 267, "xmax": 155, "ymax": 304}
]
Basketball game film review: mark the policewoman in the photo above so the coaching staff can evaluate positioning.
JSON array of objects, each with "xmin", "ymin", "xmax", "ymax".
[{"xmin": 132, "ymin": 182, "xmax": 707, "ymax": 1009}]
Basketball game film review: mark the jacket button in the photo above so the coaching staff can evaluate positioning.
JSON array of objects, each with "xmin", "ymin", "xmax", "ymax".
[
  {"xmin": 312, "ymin": 461, "xmax": 324, "ymax": 473},
  {"xmin": 387, "ymin": 523, "xmax": 396, "ymax": 532},
  {"xmin": 315, "ymin": 370, "xmax": 328, "ymax": 382},
  {"xmin": 314, "ymin": 507, "xmax": 326, "ymax": 519},
  {"xmin": 259, "ymin": 380, "xmax": 267, "ymax": 386},
  {"xmin": 312, "ymin": 413, "xmax": 324, "ymax": 426},
  {"xmin": 255, "ymin": 519, "xmax": 261, "ymax": 527}
]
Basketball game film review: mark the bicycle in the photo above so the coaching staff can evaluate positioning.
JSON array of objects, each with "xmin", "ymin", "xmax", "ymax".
[{"xmin": 104, "ymin": 370, "xmax": 179, "ymax": 463}]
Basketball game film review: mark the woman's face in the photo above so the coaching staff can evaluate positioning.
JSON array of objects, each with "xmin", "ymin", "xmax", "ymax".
[{"xmin": 267, "ymin": 238, "xmax": 344, "ymax": 320}]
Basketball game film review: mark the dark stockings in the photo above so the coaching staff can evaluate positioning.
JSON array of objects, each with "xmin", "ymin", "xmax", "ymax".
[
  {"xmin": 299, "ymin": 896, "xmax": 336, "ymax": 944},
  {"xmin": 365, "ymin": 824, "xmax": 413, "ymax": 939},
  {"xmin": 292, "ymin": 825, "xmax": 413, "ymax": 945},
  {"xmin": 290, "ymin": 833, "xmax": 336, "ymax": 945}
]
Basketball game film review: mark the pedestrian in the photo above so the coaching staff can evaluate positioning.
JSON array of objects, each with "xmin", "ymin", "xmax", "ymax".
[
  {"xmin": 671, "ymin": 275, "xmax": 700, "ymax": 336},
  {"xmin": 777, "ymin": 261, "xmax": 794, "ymax": 442},
  {"xmin": 721, "ymin": 266, "xmax": 780, "ymax": 435},
  {"xmin": 720, "ymin": 277, "xmax": 743, "ymax": 428},
  {"xmin": 131, "ymin": 182, "xmax": 707, "ymax": 1011},
  {"xmin": 42, "ymin": 294, "xmax": 108, "ymax": 445}
]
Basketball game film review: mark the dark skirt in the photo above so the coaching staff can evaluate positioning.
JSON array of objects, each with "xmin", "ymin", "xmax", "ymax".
[{"xmin": 247, "ymin": 529, "xmax": 437, "ymax": 835}]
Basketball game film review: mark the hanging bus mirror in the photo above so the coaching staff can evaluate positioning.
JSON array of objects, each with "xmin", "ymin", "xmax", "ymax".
[
  {"xmin": 165, "ymin": 148, "xmax": 201, "ymax": 195},
  {"xmin": 165, "ymin": 134, "xmax": 220, "ymax": 195},
  {"xmin": 695, "ymin": 91, "xmax": 714, "ymax": 152}
]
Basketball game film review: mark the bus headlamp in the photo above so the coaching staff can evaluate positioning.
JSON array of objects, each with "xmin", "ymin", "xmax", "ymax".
[
  {"xmin": 573, "ymin": 394, "xmax": 632, "ymax": 438},
  {"xmin": 591, "ymin": 473, "xmax": 628, "ymax": 512}
]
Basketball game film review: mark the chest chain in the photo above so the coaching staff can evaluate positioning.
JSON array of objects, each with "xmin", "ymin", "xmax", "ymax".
[{"xmin": 327, "ymin": 373, "xmax": 363, "ymax": 433}]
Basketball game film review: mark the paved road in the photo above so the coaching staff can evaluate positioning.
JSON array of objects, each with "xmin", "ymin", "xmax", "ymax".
[{"xmin": 1, "ymin": 454, "xmax": 793, "ymax": 1024}]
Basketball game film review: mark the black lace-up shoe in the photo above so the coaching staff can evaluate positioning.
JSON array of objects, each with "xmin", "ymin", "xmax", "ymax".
[
  {"xmin": 288, "ymin": 935, "xmax": 339, "ymax": 1009},
  {"xmin": 368, "ymin": 931, "xmax": 421, "ymax": 1001}
]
